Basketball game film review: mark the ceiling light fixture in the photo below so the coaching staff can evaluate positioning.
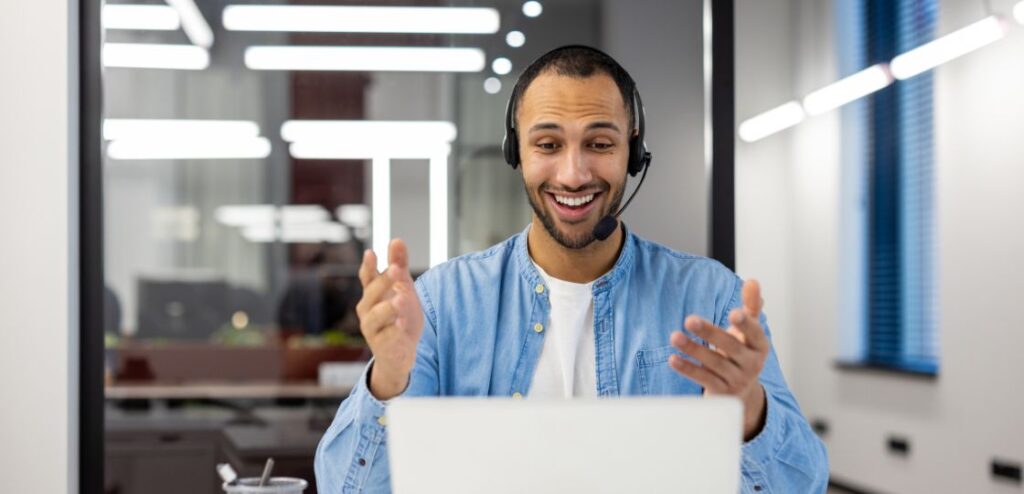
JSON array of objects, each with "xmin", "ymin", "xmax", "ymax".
[
  {"xmin": 738, "ymin": 102, "xmax": 805, "ymax": 143},
  {"xmin": 522, "ymin": 1, "xmax": 543, "ymax": 18},
  {"xmin": 245, "ymin": 46, "xmax": 486, "ymax": 72},
  {"xmin": 890, "ymin": 15, "xmax": 1008, "ymax": 80},
  {"xmin": 222, "ymin": 5, "xmax": 499, "ymax": 34},
  {"xmin": 803, "ymin": 64, "xmax": 892, "ymax": 115},
  {"xmin": 164, "ymin": 0, "xmax": 214, "ymax": 48},
  {"xmin": 102, "ymin": 4, "xmax": 180, "ymax": 31},
  {"xmin": 102, "ymin": 43, "xmax": 209, "ymax": 70}
]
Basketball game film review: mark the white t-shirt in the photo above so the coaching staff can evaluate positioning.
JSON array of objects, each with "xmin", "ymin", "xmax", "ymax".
[{"xmin": 528, "ymin": 261, "xmax": 598, "ymax": 398}]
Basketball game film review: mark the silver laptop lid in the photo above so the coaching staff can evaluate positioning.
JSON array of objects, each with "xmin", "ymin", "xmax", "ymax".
[{"xmin": 387, "ymin": 397, "xmax": 743, "ymax": 494}]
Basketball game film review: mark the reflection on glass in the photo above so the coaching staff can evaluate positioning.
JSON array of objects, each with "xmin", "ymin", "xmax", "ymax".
[{"xmin": 101, "ymin": 1, "xmax": 602, "ymax": 491}]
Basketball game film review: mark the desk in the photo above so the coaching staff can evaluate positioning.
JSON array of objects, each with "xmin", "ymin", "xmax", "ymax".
[
  {"xmin": 105, "ymin": 381, "xmax": 353, "ymax": 401},
  {"xmin": 106, "ymin": 404, "xmax": 336, "ymax": 494}
]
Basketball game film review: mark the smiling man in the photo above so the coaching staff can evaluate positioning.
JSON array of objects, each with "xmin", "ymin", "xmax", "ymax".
[{"xmin": 315, "ymin": 45, "xmax": 828, "ymax": 493}]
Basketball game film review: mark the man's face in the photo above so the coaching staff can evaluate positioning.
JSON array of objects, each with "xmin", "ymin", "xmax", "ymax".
[{"xmin": 517, "ymin": 72, "xmax": 631, "ymax": 249}]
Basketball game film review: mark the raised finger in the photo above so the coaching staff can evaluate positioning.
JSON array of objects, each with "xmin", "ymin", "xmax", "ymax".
[
  {"xmin": 742, "ymin": 279, "xmax": 764, "ymax": 317},
  {"xmin": 357, "ymin": 273, "xmax": 396, "ymax": 318},
  {"xmin": 360, "ymin": 298, "xmax": 398, "ymax": 336},
  {"xmin": 358, "ymin": 249, "xmax": 379, "ymax": 287},
  {"xmin": 388, "ymin": 239, "xmax": 409, "ymax": 269},
  {"xmin": 670, "ymin": 331, "xmax": 744, "ymax": 387},
  {"xmin": 727, "ymin": 308, "xmax": 770, "ymax": 353},
  {"xmin": 668, "ymin": 354, "xmax": 727, "ymax": 392},
  {"xmin": 683, "ymin": 316, "xmax": 746, "ymax": 357}
]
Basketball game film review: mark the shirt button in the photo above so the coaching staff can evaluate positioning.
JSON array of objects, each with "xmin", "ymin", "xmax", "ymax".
[
  {"xmin": 377, "ymin": 416, "xmax": 387, "ymax": 427},
  {"xmin": 512, "ymin": 392, "xmax": 523, "ymax": 399},
  {"xmin": 535, "ymin": 284, "xmax": 545, "ymax": 294},
  {"xmin": 533, "ymin": 323, "xmax": 544, "ymax": 333}
]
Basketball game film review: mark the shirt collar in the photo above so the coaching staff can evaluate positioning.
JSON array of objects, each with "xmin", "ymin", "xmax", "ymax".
[{"xmin": 514, "ymin": 223, "xmax": 637, "ymax": 296}]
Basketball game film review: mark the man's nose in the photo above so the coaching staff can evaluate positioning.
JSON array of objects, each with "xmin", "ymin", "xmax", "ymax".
[{"xmin": 554, "ymin": 144, "xmax": 593, "ymax": 189}]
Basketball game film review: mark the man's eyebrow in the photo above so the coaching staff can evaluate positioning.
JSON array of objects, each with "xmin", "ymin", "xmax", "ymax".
[
  {"xmin": 528, "ymin": 122, "xmax": 562, "ymax": 133},
  {"xmin": 527, "ymin": 121, "xmax": 623, "ymax": 133},
  {"xmin": 586, "ymin": 121, "xmax": 622, "ymax": 133}
]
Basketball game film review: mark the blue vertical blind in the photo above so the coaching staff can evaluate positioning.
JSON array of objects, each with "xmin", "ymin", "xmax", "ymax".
[{"xmin": 863, "ymin": 0, "xmax": 939, "ymax": 374}]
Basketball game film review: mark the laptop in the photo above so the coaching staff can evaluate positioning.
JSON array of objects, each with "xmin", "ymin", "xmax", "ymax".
[{"xmin": 386, "ymin": 397, "xmax": 742, "ymax": 494}]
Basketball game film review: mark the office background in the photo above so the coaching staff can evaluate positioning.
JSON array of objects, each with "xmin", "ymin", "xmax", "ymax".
[{"xmin": 1, "ymin": 0, "xmax": 1023, "ymax": 493}]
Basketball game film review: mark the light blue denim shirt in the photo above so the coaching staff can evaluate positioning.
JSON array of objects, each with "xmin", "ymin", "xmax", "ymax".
[{"xmin": 315, "ymin": 226, "xmax": 829, "ymax": 493}]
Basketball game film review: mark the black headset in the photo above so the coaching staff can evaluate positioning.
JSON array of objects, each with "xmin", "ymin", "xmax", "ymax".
[{"xmin": 501, "ymin": 45, "xmax": 653, "ymax": 177}]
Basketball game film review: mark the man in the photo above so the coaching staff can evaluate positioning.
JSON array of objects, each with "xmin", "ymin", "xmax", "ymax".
[{"xmin": 315, "ymin": 46, "xmax": 828, "ymax": 493}]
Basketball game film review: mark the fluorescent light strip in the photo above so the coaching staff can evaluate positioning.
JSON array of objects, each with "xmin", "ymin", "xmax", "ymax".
[
  {"xmin": 429, "ymin": 153, "xmax": 449, "ymax": 268},
  {"xmin": 372, "ymin": 157, "xmax": 391, "ymax": 272},
  {"xmin": 216, "ymin": 205, "xmax": 275, "ymax": 226},
  {"xmin": 803, "ymin": 64, "xmax": 892, "ymax": 116},
  {"xmin": 289, "ymin": 141, "xmax": 451, "ymax": 160},
  {"xmin": 103, "ymin": 119, "xmax": 260, "ymax": 141},
  {"xmin": 165, "ymin": 0, "xmax": 214, "ymax": 48},
  {"xmin": 242, "ymin": 222, "xmax": 351, "ymax": 243},
  {"xmin": 890, "ymin": 16, "xmax": 1008, "ymax": 80},
  {"xmin": 281, "ymin": 120, "xmax": 457, "ymax": 144},
  {"xmin": 103, "ymin": 4, "xmax": 180, "ymax": 30},
  {"xmin": 280, "ymin": 205, "xmax": 331, "ymax": 225},
  {"xmin": 216, "ymin": 205, "xmax": 330, "ymax": 227},
  {"xmin": 1015, "ymin": 1, "xmax": 1024, "ymax": 25},
  {"xmin": 102, "ymin": 43, "xmax": 209, "ymax": 70},
  {"xmin": 245, "ymin": 46, "xmax": 485, "ymax": 72},
  {"xmin": 336, "ymin": 204, "xmax": 371, "ymax": 228},
  {"xmin": 223, "ymin": 5, "xmax": 499, "ymax": 34},
  {"xmin": 738, "ymin": 101, "xmax": 805, "ymax": 143},
  {"xmin": 107, "ymin": 137, "xmax": 271, "ymax": 160},
  {"xmin": 282, "ymin": 120, "xmax": 455, "ymax": 268}
]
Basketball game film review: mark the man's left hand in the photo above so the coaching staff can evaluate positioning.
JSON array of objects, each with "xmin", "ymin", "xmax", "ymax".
[{"xmin": 668, "ymin": 279, "xmax": 769, "ymax": 441}]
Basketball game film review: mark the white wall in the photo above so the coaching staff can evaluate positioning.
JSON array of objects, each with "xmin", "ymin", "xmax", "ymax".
[
  {"xmin": 0, "ymin": 0, "xmax": 77, "ymax": 493},
  {"xmin": 737, "ymin": 0, "xmax": 1024, "ymax": 492},
  {"xmin": 735, "ymin": 0, "xmax": 799, "ymax": 379}
]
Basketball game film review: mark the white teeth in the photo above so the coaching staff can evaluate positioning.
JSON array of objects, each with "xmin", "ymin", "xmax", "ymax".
[{"xmin": 554, "ymin": 193, "xmax": 595, "ymax": 207}]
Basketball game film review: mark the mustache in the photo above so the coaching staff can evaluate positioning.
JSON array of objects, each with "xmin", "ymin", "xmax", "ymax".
[{"xmin": 539, "ymin": 182, "xmax": 609, "ymax": 194}]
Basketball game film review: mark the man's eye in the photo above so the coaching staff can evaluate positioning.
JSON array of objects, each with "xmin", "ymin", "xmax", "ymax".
[
  {"xmin": 537, "ymin": 142, "xmax": 559, "ymax": 151},
  {"xmin": 590, "ymin": 142, "xmax": 614, "ymax": 151}
]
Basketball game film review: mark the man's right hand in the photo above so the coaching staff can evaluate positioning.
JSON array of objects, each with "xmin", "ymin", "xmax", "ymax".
[{"xmin": 356, "ymin": 239, "xmax": 425, "ymax": 401}]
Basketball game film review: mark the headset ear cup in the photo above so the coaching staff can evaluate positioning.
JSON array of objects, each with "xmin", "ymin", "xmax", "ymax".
[
  {"xmin": 627, "ymin": 136, "xmax": 641, "ymax": 176},
  {"xmin": 503, "ymin": 134, "xmax": 519, "ymax": 169}
]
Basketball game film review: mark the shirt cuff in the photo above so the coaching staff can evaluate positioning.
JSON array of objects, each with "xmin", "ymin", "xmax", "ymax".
[
  {"xmin": 339, "ymin": 360, "xmax": 391, "ymax": 492},
  {"xmin": 741, "ymin": 386, "xmax": 783, "ymax": 471},
  {"xmin": 355, "ymin": 360, "xmax": 390, "ymax": 431}
]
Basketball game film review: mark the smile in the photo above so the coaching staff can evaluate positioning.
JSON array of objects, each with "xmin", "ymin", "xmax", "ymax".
[
  {"xmin": 545, "ymin": 190, "xmax": 603, "ymax": 223},
  {"xmin": 553, "ymin": 193, "xmax": 595, "ymax": 207}
]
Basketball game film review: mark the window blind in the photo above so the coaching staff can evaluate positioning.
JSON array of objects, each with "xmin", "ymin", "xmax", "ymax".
[{"xmin": 863, "ymin": 0, "xmax": 939, "ymax": 374}]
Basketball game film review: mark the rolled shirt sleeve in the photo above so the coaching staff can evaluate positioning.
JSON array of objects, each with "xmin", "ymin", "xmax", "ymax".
[
  {"xmin": 721, "ymin": 277, "xmax": 830, "ymax": 493},
  {"xmin": 314, "ymin": 362, "xmax": 392, "ymax": 494},
  {"xmin": 314, "ymin": 279, "xmax": 442, "ymax": 494}
]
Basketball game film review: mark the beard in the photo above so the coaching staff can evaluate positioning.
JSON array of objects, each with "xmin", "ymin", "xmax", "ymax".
[{"xmin": 525, "ymin": 179, "xmax": 626, "ymax": 250}]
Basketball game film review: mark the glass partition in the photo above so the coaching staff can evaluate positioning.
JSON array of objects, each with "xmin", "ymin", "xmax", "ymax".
[{"xmin": 99, "ymin": 1, "xmax": 706, "ymax": 492}]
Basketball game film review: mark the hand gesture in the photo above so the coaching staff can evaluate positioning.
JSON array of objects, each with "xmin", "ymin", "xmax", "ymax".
[
  {"xmin": 668, "ymin": 280, "xmax": 770, "ymax": 440},
  {"xmin": 356, "ymin": 239, "xmax": 425, "ymax": 400}
]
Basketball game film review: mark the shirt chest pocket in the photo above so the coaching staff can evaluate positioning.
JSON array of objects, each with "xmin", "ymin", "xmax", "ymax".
[{"xmin": 635, "ymin": 345, "xmax": 704, "ymax": 396}]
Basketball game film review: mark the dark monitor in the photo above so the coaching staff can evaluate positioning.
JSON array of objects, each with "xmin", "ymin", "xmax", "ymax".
[{"xmin": 136, "ymin": 277, "xmax": 230, "ymax": 341}]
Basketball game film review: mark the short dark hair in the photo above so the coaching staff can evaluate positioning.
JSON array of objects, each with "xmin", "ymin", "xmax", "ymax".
[{"xmin": 510, "ymin": 45, "xmax": 637, "ymax": 133}]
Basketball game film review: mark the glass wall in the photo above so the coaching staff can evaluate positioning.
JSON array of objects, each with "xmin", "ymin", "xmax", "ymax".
[{"xmin": 99, "ymin": 1, "xmax": 705, "ymax": 492}]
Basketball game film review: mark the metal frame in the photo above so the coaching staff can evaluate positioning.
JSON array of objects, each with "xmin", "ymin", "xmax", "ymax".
[
  {"xmin": 709, "ymin": 0, "xmax": 736, "ymax": 269},
  {"xmin": 79, "ymin": 0, "xmax": 104, "ymax": 492}
]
